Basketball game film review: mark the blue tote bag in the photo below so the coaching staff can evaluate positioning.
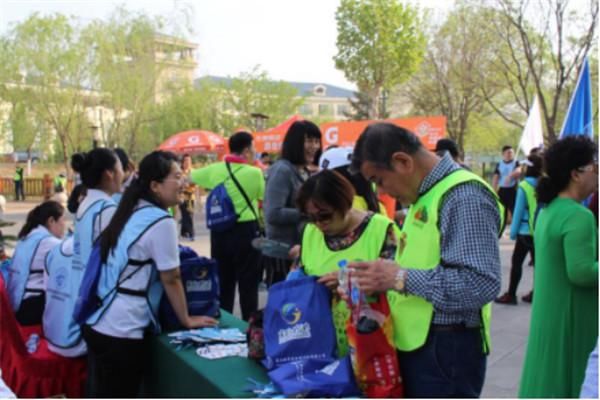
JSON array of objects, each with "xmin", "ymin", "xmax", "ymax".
[{"xmin": 263, "ymin": 276, "xmax": 336, "ymax": 369}]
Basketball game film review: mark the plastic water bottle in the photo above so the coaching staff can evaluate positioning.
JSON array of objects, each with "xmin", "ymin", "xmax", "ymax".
[
  {"xmin": 338, "ymin": 259, "xmax": 349, "ymax": 295},
  {"xmin": 26, "ymin": 333, "xmax": 39, "ymax": 354}
]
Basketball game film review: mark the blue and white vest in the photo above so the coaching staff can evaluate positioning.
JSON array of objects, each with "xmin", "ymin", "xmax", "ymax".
[
  {"xmin": 86, "ymin": 205, "xmax": 171, "ymax": 333},
  {"xmin": 497, "ymin": 160, "xmax": 518, "ymax": 188},
  {"xmin": 72, "ymin": 199, "xmax": 116, "ymax": 276},
  {"xmin": 43, "ymin": 237, "xmax": 82, "ymax": 349},
  {"xmin": 6, "ymin": 229, "xmax": 51, "ymax": 312}
]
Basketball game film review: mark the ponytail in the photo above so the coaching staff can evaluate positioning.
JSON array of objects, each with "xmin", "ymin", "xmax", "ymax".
[
  {"xmin": 535, "ymin": 176, "xmax": 559, "ymax": 204},
  {"xmin": 99, "ymin": 151, "xmax": 178, "ymax": 263},
  {"xmin": 18, "ymin": 201, "xmax": 65, "ymax": 239}
]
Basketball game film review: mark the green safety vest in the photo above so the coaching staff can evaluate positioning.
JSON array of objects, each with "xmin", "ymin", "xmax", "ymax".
[
  {"xmin": 388, "ymin": 169, "xmax": 504, "ymax": 353},
  {"xmin": 14, "ymin": 168, "xmax": 23, "ymax": 182},
  {"xmin": 301, "ymin": 213, "xmax": 396, "ymax": 357},
  {"xmin": 518, "ymin": 180, "xmax": 537, "ymax": 234},
  {"xmin": 54, "ymin": 176, "xmax": 67, "ymax": 190}
]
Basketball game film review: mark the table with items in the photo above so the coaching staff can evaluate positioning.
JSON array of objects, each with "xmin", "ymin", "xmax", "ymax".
[{"xmin": 141, "ymin": 310, "xmax": 269, "ymax": 398}]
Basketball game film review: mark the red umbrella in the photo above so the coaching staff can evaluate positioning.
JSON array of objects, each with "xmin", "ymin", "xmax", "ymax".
[{"xmin": 158, "ymin": 130, "xmax": 226, "ymax": 154}]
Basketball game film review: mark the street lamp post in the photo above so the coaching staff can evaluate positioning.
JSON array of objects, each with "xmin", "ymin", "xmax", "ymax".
[
  {"xmin": 90, "ymin": 124, "xmax": 100, "ymax": 149},
  {"xmin": 250, "ymin": 113, "xmax": 269, "ymax": 132}
]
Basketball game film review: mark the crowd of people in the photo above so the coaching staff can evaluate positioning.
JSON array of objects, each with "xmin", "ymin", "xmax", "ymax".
[{"xmin": 1, "ymin": 119, "xmax": 597, "ymax": 398}]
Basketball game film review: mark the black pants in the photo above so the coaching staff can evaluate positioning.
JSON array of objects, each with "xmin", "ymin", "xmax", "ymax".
[
  {"xmin": 82, "ymin": 325, "xmax": 148, "ymax": 398},
  {"xmin": 14, "ymin": 180, "xmax": 24, "ymax": 201},
  {"xmin": 15, "ymin": 293, "xmax": 45, "ymax": 326},
  {"xmin": 498, "ymin": 186, "xmax": 517, "ymax": 225},
  {"xmin": 179, "ymin": 201, "xmax": 195, "ymax": 238},
  {"xmin": 210, "ymin": 221, "xmax": 261, "ymax": 321},
  {"xmin": 507, "ymin": 234, "xmax": 535, "ymax": 296}
]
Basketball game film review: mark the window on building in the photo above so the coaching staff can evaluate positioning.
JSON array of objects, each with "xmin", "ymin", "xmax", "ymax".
[
  {"xmin": 318, "ymin": 104, "xmax": 333, "ymax": 116},
  {"xmin": 336, "ymin": 104, "xmax": 350, "ymax": 116},
  {"xmin": 299, "ymin": 104, "xmax": 313, "ymax": 116},
  {"xmin": 313, "ymin": 85, "xmax": 327, "ymax": 96}
]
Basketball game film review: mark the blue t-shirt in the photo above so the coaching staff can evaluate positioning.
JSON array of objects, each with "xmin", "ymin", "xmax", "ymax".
[{"xmin": 494, "ymin": 160, "xmax": 520, "ymax": 188}]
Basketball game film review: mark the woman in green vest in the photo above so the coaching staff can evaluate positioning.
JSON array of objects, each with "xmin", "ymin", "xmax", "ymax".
[
  {"xmin": 295, "ymin": 169, "xmax": 398, "ymax": 356},
  {"xmin": 495, "ymin": 154, "xmax": 542, "ymax": 305},
  {"xmin": 519, "ymin": 136, "xmax": 598, "ymax": 398}
]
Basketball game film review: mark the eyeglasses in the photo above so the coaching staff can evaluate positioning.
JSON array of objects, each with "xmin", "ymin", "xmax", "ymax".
[
  {"xmin": 577, "ymin": 163, "xmax": 598, "ymax": 173},
  {"xmin": 303, "ymin": 211, "xmax": 335, "ymax": 223}
]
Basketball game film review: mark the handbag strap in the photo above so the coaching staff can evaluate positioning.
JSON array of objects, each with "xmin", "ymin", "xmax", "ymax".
[{"xmin": 226, "ymin": 162, "xmax": 259, "ymax": 222}]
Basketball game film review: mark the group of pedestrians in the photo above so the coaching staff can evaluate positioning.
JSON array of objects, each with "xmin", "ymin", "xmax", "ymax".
[{"xmin": 2, "ymin": 118, "xmax": 597, "ymax": 398}]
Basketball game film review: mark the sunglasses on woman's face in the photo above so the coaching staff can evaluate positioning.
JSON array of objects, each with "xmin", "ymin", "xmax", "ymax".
[{"xmin": 304, "ymin": 210, "xmax": 335, "ymax": 223}]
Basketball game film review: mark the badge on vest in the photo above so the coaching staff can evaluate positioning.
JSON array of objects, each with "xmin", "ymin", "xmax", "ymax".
[{"xmin": 413, "ymin": 206, "xmax": 429, "ymax": 225}]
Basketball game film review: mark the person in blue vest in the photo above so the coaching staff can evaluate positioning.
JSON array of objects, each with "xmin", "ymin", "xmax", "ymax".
[
  {"xmin": 492, "ymin": 145, "xmax": 522, "ymax": 227},
  {"xmin": 42, "ymin": 148, "xmax": 122, "ymax": 356},
  {"xmin": 6, "ymin": 201, "xmax": 66, "ymax": 325},
  {"xmin": 82, "ymin": 151, "xmax": 218, "ymax": 398},
  {"xmin": 112, "ymin": 147, "xmax": 136, "ymax": 204},
  {"xmin": 496, "ymin": 154, "xmax": 542, "ymax": 305}
]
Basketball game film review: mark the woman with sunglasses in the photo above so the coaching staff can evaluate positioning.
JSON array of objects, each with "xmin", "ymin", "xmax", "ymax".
[
  {"xmin": 295, "ymin": 169, "xmax": 399, "ymax": 356},
  {"xmin": 519, "ymin": 136, "xmax": 598, "ymax": 398}
]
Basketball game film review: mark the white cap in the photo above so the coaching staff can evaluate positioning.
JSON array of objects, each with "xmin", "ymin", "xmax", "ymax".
[{"xmin": 318, "ymin": 147, "xmax": 353, "ymax": 170}]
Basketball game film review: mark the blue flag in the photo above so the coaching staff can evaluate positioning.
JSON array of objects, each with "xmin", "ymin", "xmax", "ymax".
[{"xmin": 560, "ymin": 58, "xmax": 594, "ymax": 139}]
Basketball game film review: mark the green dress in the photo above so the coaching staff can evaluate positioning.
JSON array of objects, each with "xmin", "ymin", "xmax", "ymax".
[{"xmin": 519, "ymin": 197, "xmax": 598, "ymax": 398}]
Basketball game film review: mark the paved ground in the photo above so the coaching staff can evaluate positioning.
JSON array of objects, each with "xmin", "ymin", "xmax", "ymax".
[{"xmin": 2, "ymin": 200, "xmax": 534, "ymax": 398}]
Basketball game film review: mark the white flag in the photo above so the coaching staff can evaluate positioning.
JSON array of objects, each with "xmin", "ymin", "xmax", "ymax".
[{"xmin": 517, "ymin": 96, "xmax": 544, "ymax": 157}]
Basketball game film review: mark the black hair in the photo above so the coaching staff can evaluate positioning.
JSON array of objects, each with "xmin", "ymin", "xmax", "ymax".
[
  {"xmin": 296, "ymin": 169, "xmax": 355, "ymax": 215},
  {"xmin": 536, "ymin": 136, "xmax": 596, "ymax": 204},
  {"xmin": 67, "ymin": 184, "xmax": 87, "ymax": 214},
  {"xmin": 334, "ymin": 166, "xmax": 380, "ymax": 212},
  {"xmin": 281, "ymin": 120, "xmax": 322, "ymax": 165},
  {"xmin": 435, "ymin": 138, "xmax": 459, "ymax": 159},
  {"xmin": 502, "ymin": 145, "xmax": 513, "ymax": 153},
  {"xmin": 18, "ymin": 201, "xmax": 64, "ymax": 239},
  {"xmin": 71, "ymin": 148, "xmax": 119, "ymax": 189},
  {"xmin": 260, "ymin": 152, "xmax": 270, "ymax": 158},
  {"xmin": 351, "ymin": 123, "xmax": 423, "ymax": 172},
  {"xmin": 229, "ymin": 131, "xmax": 253, "ymax": 154},
  {"xmin": 100, "ymin": 151, "xmax": 179, "ymax": 262},
  {"xmin": 525, "ymin": 154, "xmax": 542, "ymax": 178},
  {"xmin": 113, "ymin": 148, "xmax": 131, "ymax": 172}
]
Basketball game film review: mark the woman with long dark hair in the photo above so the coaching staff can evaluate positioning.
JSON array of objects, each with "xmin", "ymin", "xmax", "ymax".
[
  {"xmin": 82, "ymin": 151, "xmax": 217, "ymax": 398},
  {"xmin": 6, "ymin": 201, "xmax": 65, "ymax": 325},
  {"xmin": 519, "ymin": 136, "xmax": 598, "ymax": 397},
  {"xmin": 43, "ymin": 148, "xmax": 122, "ymax": 357},
  {"xmin": 262, "ymin": 120, "xmax": 322, "ymax": 285}
]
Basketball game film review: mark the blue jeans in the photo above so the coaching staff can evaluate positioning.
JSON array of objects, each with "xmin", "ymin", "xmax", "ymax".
[{"xmin": 397, "ymin": 327, "xmax": 487, "ymax": 398}]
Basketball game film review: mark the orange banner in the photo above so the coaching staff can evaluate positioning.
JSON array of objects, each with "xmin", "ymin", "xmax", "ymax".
[{"xmin": 253, "ymin": 116, "xmax": 446, "ymax": 153}]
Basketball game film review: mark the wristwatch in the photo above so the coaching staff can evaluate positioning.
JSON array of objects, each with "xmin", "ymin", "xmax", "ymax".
[{"xmin": 393, "ymin": 269, "xmax": 407, "ymax": 293}]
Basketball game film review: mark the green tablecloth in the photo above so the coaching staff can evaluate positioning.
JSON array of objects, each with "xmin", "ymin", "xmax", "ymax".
[{"xmin": 141, "ymin": 311, "xmax": 268, "ymax": 398}]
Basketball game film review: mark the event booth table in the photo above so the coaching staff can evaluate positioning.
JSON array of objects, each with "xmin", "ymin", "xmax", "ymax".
[{"xmin": 141, "ymin": 310, "xmax": 268, "ymax": 398}]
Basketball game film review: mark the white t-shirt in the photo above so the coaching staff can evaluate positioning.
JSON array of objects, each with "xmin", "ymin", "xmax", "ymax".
[
  {"xmin": 45, "ymin": 238, "xmax": 87, "ymax": 357},
  {"xmin": 22, "ymin": 226, "xmax": 61, "ymax": 300},
  {"xmin": 76, "ymin": 189, "xmax": 116, "ymax": 241},
  {"xmin": 92, "ymin": 200, "xmax": 179, "ymax": 339}
]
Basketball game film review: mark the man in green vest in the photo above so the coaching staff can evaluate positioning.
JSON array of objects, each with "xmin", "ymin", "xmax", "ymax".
[
  {"xmin": 348, "ymin": 123, "xmax": 503, "ymax": 398},
  {"xmin": 14, "ymin": 163, "xmax": 25, "ymax": 201}
]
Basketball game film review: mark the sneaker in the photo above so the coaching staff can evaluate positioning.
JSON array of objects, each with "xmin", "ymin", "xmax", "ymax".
[
  {"xmin": 495, "ymin": 293, "xmax": 517, "ymax": 305},
  {"xmin": 521, "ymin": 292, "xmax": 533, "ymax": 303}
]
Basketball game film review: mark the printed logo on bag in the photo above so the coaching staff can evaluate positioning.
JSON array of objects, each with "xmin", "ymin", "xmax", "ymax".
[
  {"xmin": 317, "ymin": 360, "xmax": 340, "ymax": 376},
  {"xmin": 194, "ymin": 268, "xmax": 208, "ymax": 280},
  {"xmin": 186, "ymin": 279, "xmax": 212, "ymax": 292},
  {"xmin": 278, "ymin": 303, "xmax": 312, "ymax": 344}
]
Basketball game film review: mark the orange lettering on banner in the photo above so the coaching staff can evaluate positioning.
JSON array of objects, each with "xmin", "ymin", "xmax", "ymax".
[{"xmin": 252, "ymin": 116, "xmax": 446, "ymax": 154}]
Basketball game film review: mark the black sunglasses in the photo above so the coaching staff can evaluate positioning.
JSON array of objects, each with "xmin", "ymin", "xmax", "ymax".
[{"xmin": 303, "ymin": 211, "xmax": 335, "ymax": 223}]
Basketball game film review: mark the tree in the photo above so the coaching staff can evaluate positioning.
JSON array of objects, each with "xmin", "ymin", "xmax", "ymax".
[
  {"xmin": 215, "ymin": 67, "xmax": 304, "ymax": 135},
  {"xmin": 334, "ymin": 0, "xmax": 425, "ymax": 119},
  {"xmin": 405, "ymin": 3, "xmax": 500, "ymax": 152},
  {"xmin": 84, "ymin": 8, "xmax": 167, "ymax": 157},
  {"xmin": 485, "ymin": 0, "xmax": 598, "ymax": 143},
  {"xmin": 3, "ymin": 13, "xmax": 93, "ymax": 177}
]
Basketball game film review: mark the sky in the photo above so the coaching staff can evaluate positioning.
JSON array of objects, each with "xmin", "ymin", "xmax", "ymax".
[{"xmin": 0, "ymin": 0, "xmax": 454, "ymax": 90}]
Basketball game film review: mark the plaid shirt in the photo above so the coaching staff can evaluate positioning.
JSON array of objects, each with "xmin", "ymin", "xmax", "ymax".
[{"xmin": 404, "ymin": 153, "xmax": 502, "ymax": 327}]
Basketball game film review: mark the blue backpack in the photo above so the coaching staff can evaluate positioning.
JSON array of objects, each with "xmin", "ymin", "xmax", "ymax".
[
  {"xmin": 72, "ymin": 240, "xmax": 103, "ymax": 325},
  {"xmin": 159, "ymin": 245, "xmax": 220, "ymax": 331},
  {"xmin": 263, "ymin": 276, "xmax": 336, "ymax": 370},
  {"xmin": 206, "ymin": 162, "xmax": 257, "ymax": 232}
]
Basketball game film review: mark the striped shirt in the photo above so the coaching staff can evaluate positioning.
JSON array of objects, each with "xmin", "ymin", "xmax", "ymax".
[{"xmin": 405, "ymin": 153, "xmax": 502, "ymax": 327}]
